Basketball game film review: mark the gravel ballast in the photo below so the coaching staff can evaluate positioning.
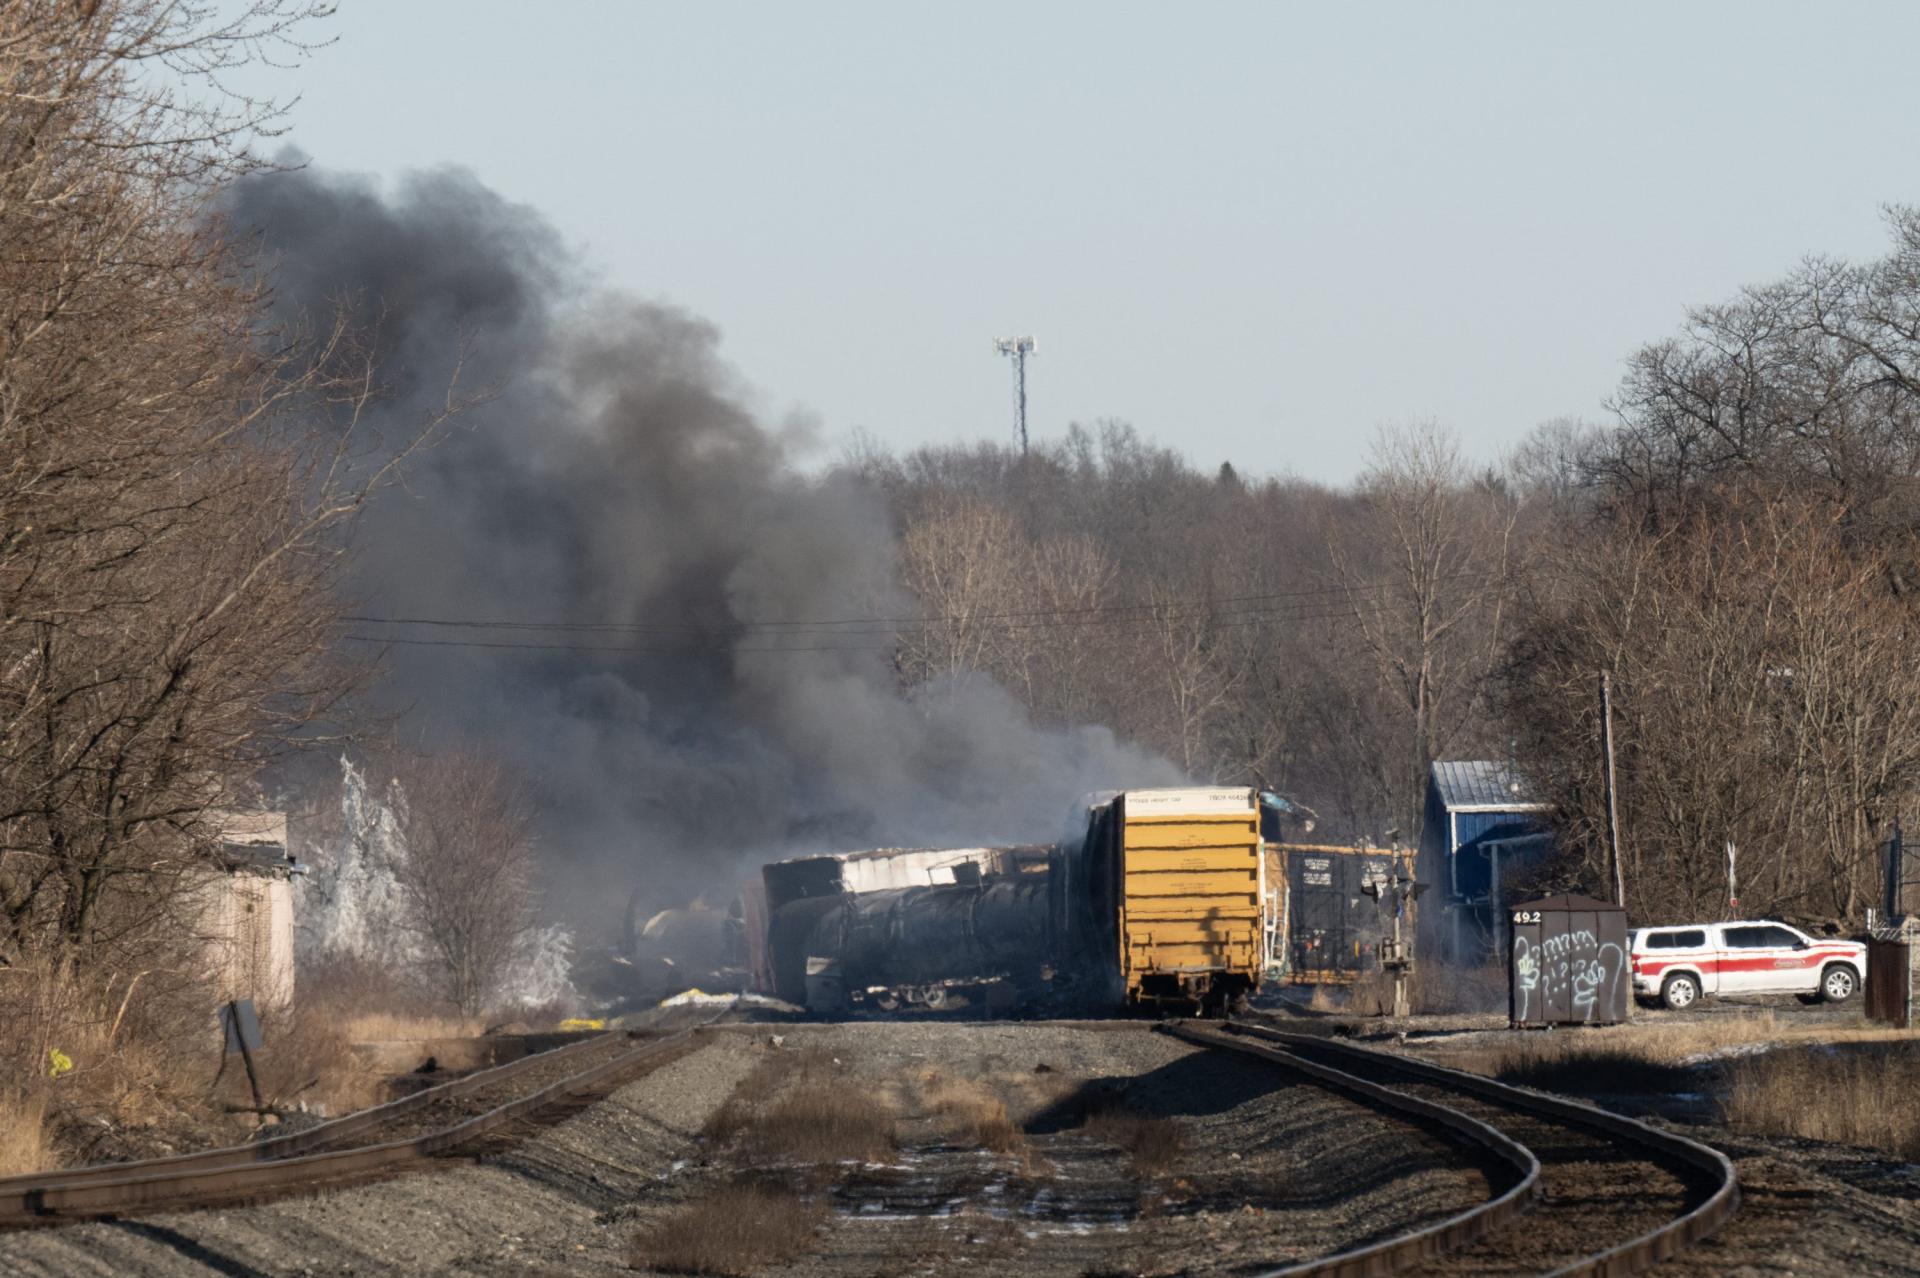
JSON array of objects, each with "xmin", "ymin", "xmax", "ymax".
[
  {"xmin": 0, "ymin": 1037, "xmax": 758, "ymax": 1277},
  {"xmin": 0, "ymin": 1021, "xmax": 1494, "ymax": 1278}
]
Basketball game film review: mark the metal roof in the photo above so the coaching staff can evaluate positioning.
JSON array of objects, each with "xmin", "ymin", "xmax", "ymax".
[
  {"xmin": 1429, "ymin": 760, "xmax": 1543, "ymax": 812},
  {"xmin": 1509, "ymin": 892, "xmax": 1622, "ymax": 913},
  {"xmin": 217, "ymin": 842, "xmax": 295, "ymax": 877},
  {"xmin": 1120, "ymin": 787, "xmax": 1257, "ymax": 816}
]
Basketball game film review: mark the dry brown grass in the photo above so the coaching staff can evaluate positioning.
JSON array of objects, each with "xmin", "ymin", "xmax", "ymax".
[
  {"xmin": 705, "ymin": 1049, "xmax": 896, "ymax": 1165},
  {"xmin": 915, "ymin": 1069, "xmax": 1027, "ymax": 1155},
  {"xmin": 333, "ymin": 1010, "xmax": 488, "ymax": 1042},
  {"xmin": 251, "ymin": 1002, "xmax": 385, "ymax": 1117},
  {"xmin": 1468, "ymin": 1043, "xmax": 1694, "ymax": 1094},
  {"xmin": 1435, "ymin": 1009, "xmax": 1920, "ymax": 1088},
  {"xmin": 0, "ymin": 945, "xmax": 481, "ymax": 1171},
  {"xmin": 0, "ymin": 956, "xmax": 230, "ymax": 1165},
  {"xmin": 628, "ymin": 1182, "xmax": 826, "ymax": 1276},
  {"xmin": 1335, "ymin": 963, "xmax": 1507, "ymax": 1016},
  {"xmin": 744, "ymin": 1088, "xmax": 895, "ymax": 1164},
  {"xmin": 0, "ymin": 1091, "xmax": 52, "ymax": 1177},
  {"xmin": 1083, "ymin": 1105, "xmax": 1186, "ymax": 1177},
  {"xmin": 1723, "ymin": 1044, "xmax": 1920, "ymax": 1158},
  {"xmin": 265, "ymin": 955, "xmax": 496, "ymax": 1116}
]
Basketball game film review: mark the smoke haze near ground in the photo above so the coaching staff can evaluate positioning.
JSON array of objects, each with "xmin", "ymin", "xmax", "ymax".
[{"xmin": 222, "ymin": 161, "xmax": 1181, "ymax": 936}]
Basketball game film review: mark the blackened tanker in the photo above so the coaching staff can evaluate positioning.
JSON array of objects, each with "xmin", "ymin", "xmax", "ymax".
[{"xmin": 761, "ymin": 845, "xmax": 1064, "ymax": 1012}]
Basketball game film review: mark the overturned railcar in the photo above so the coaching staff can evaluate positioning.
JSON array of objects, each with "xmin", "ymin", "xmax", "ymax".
[{"xmin": 762, "ymin": 845, "xmax": 1059, "ymax": 1013}]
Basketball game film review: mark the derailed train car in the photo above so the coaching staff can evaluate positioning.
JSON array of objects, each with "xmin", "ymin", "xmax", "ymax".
[
  {"xmin": 759, "ymin": 788, "xmax": 1285, "ymax": 1015},
  {"xmin": 761, "ymin": 845, "xmax": 1058, "ymax": 1012}
]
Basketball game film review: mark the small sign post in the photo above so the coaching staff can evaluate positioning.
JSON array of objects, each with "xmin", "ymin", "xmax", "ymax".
[{"xmin": 219, "ymin": 998, "xmax": 265, "ymax": 1113}]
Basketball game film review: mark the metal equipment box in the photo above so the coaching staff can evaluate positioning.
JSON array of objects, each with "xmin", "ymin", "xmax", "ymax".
[{"xmin": 1508, "ymin": 893, "xmax": 1629, "ymax": 1026}]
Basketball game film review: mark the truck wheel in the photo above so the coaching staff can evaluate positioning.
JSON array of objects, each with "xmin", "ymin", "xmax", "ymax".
[
  {"xmin": 1660, "ymin": 972, "xmax": 1700, "ymax": 1010},
  {"xmin": 1820, "ymin": 964, "xmax": 1858, "ymax": 1004}
]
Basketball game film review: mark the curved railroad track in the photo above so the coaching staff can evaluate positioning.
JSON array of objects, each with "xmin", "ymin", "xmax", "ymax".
[
  {"xmin": 1180, "ymin": 1019, "xmax": 1738, "ymax": 1277},
  {"xmin": 0, "ymin": 1021, "xmax": 707, "ymax": 1227}
]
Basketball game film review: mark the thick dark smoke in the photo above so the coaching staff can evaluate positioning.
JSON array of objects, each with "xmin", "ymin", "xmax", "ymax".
[{"xmin": 224, "ymin": 162, "xmax": 1180, "ymax": 936}]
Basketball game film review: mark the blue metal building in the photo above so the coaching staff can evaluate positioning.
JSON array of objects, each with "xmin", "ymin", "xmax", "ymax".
[{"xmin": 1419, "ymin": 761, "xmax": 1551, "ymax": 961}]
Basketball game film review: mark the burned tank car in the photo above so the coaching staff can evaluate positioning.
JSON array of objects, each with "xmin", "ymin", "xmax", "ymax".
[
  {"xmin": 622, "ymin": 901, "xmax": 745, "ymax": 998},
  {"xmin": 760, "ymin": 845, "xmax": 1062, "ymax": 1013}
]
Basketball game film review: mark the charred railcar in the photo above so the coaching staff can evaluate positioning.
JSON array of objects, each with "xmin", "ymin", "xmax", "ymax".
[{"xmin": 762, "ymin": 845, "xmax": 1062, "ymax": 1013}]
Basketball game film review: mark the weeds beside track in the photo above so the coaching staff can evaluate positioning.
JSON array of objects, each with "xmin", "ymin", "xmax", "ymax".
[{"xmin": 0, "ymin": 1024, "xmax": 703, "ymax": 1226}]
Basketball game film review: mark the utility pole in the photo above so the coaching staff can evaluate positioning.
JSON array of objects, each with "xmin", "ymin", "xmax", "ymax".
[
  {"xmin": 994, "ymin": 336, "xmax": 1036, "ymax": 454},
  {"xmin": 1726, "ymin": 840, "xmax": 1738, "ymax": 918},
  {"xmin": 1599, "ymin": 670, "xmax": 1626, "ymax": 908},
  {"xmin": 1886, "ymin": 813, "xmax": 1905, "ymax": 922}
]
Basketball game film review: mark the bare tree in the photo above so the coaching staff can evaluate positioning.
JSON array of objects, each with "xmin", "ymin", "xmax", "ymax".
[
  {"xmin": 1506, "ymin": 499, "xmax": 1920, "ymax": 919},
  {"xmin": 392, "ymin": 753, "xmax": 542, "ymax": 1017},
  {"xmin": 1327, "ymin": 423, "xmax": 1518, "ymax": 832},
  {"xmin": 895, "ymin": 498, "xmax": 1028, "ymax": 684},
  {"xmin": 1140, "ymin": 584, "xmax": 1239, "ymax": 775},
  {"xmin": 0, "ymin": 2, "xmax": 474, "ymax": 974}
]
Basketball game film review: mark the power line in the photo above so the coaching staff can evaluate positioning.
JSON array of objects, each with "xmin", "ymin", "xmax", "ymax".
[
  {"xmin": 335, "ymin": 587, "xmax": 1494, "ymax": 656},
  {"xmin": 340, "ymin": 567, "xmax": 1509, "ymax": 638}
]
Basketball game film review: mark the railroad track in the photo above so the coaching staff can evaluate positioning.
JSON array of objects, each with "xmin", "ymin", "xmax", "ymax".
[
  {"xmin": 0, "ymin": 1021, "xmax": 708, "ymax": 1227},
  {"xmin": 1172, "ymin": 1020, "xmax": 1738, "ymax": 1278}
]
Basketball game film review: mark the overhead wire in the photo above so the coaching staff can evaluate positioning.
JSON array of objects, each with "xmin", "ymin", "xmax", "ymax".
[
  {"xmin": 341, "ymin": 570, "xmax": 1506, "ymax": 632},
  {"xmin": 335, "ymin": 571, "xmax": 1510, "ymax": 656},
  {"xmin": 338, "ymin": 567, "xmax": 1511, "ymax": 648}
]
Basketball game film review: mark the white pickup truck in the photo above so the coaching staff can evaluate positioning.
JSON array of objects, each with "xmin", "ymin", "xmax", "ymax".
[{"xmin": 1628, "ymin": 920, "xmax": 1866, "ymax": 1010}]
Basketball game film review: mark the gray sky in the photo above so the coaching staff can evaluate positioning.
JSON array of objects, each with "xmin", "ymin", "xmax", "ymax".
[{"xmin": 246, "ymin": 1, "xmax": 1920, "ymax": 482}]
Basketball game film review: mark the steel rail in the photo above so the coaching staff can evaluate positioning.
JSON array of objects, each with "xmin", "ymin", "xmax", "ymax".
[
  {"xmin": 0, "ymin": 1027, "xmax": 697, "ymax": 1225},
  {"xmin": 1232, "ymin": 1022, "xmax": 1740, "ymax": 1278},
  {"xmin": 1165, "ymin": 1023, "xmax": 1542, "ymax": 1278},
  {"xmin": 0, "ymin": 1028, "xmax": 626, "ymax": 1213}
]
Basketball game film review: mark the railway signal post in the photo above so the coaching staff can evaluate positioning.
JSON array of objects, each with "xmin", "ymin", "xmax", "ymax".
[{"xmin": 1364, "ymin": 870, "xmax": 1427, "ymax": 1019}]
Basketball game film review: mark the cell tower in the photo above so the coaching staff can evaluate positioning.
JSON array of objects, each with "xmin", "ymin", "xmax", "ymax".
[{"xmin": 994, "ymin": 336, "xmax": 1036, "ymax": 454}]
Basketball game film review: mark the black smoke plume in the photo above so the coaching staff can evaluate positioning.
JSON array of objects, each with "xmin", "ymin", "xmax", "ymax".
[{"xmin": 222, "ymin": 162, "xmax": 1179, "ymax": 936}]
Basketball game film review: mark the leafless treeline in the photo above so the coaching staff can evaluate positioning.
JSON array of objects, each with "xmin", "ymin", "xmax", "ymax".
[
  {"xmin": 855, "ymin": 420, "xmax": 1518, "ymax": 845},
  {"xmin": 1506, "ymin": 210, "xmax": 1920, "ymax": 922},
  {"xmin": 865, "ymin": 212, "xmax": 1920, "ymax": 926}
]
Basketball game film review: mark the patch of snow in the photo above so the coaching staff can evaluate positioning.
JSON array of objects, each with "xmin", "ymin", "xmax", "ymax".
[{"xmin": 1677, "ymin": 1039, "xmax": 1782, "ymax": 1065}]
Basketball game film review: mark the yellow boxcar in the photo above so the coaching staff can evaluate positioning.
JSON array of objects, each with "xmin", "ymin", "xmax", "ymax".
[{"xmin": 1086, "ymin": 788, "xmax": 1266, "ymax": 1010}]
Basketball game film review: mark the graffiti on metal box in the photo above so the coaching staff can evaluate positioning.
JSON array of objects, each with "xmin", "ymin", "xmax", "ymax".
[{"xmin": 1511, "ymin": 934, "xmax": 1626, "ymax": 1024}]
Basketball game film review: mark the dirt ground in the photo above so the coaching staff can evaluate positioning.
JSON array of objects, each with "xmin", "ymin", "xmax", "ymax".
[
  {"xmin": 7, "ymin": 1006, "xmax": 1920, "ymax": 1276},
  {"xmin": 0, "ymin": 1022, "xmax": 1484, "ymax": 1278}
]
